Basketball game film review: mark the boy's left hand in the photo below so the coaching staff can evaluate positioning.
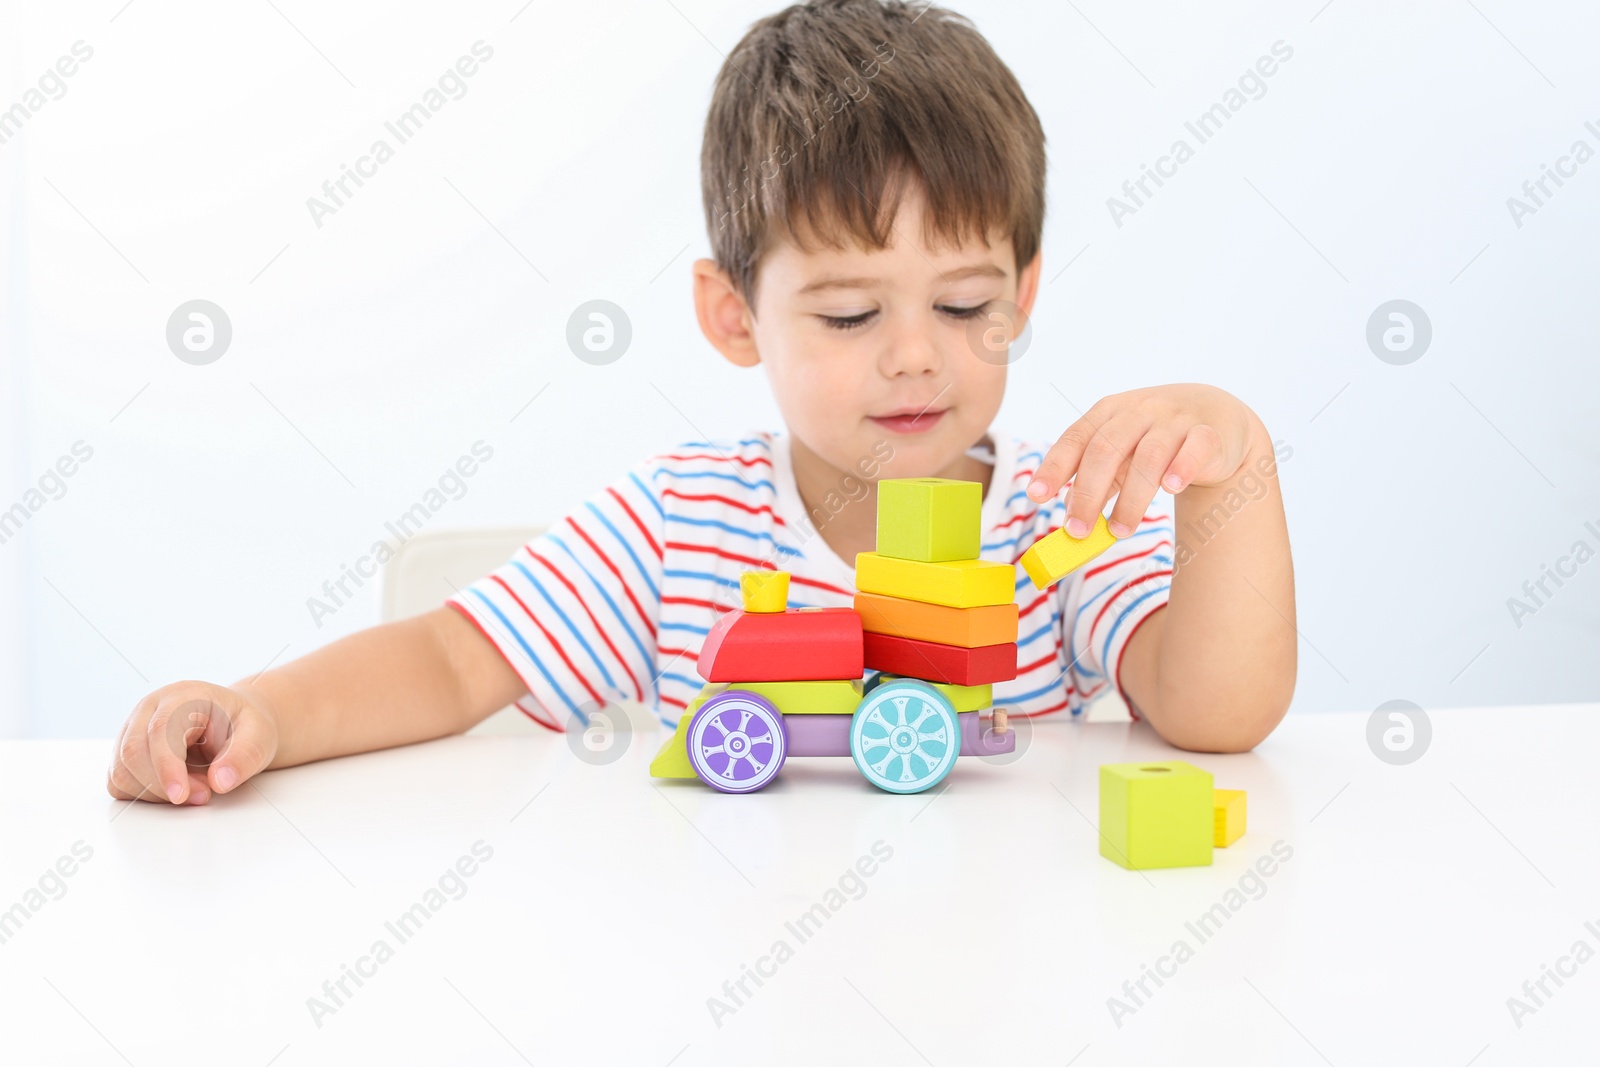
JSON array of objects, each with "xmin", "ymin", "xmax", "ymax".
[{"xmin": 1025, "ymin": 383, "xmax": 1263, "ymax": 537}]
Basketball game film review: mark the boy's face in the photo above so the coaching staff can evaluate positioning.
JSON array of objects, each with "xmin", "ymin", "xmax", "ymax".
[{"xmin": 695, "ymin": 184, "xmax": 1041, "ymax": 481}]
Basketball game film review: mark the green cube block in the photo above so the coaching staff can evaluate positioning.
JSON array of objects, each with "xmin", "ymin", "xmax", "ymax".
[
  {"xmin": 876, "ymin": 478, "xmax": 982, "ymax": 562},
  {"xmin": 1098, "ymin": 761, "xmax": 1214, "ymax": 869}
]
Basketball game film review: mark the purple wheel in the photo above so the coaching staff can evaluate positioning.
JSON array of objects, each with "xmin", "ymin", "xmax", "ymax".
[{"xmin": 687, "ymin": 691, "xmax": 787, "ymax": 793}]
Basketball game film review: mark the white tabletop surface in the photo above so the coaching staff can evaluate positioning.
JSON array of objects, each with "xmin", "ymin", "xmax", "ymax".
[{"xmin": 2, "ymin": 704, "xmax": 1595, "ymax": 1066}]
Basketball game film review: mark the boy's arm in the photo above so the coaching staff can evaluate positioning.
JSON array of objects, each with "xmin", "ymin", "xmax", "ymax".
[
  {"xmin": 245, "ymin": 606, "xmax": 528, "ymax": 767},
  {"xmin": 1029, "ymin": 384, "xmax": 1296, "ymax": 752},
  {"xmin": 1114, "ymin": 421, "xmax": 1296, "ymax": 751},
  {"xmin": 108, "ymin": 607, "xmax": 527, "ymax": 804}
]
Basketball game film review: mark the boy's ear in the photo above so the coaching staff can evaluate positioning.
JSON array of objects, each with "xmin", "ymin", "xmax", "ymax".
[{"xmin": 693, "ymin": 258, "xmax": 761, "ymax": 368}]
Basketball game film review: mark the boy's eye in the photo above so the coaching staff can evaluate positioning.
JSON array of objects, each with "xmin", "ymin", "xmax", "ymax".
[
  {"xmin": 820, "ymin": 310, "xmax": 876, "ymax": 331},
  {"xmin": 819, "ymin": 301, "xmax": 994, "ymax": 331},
  {"xmin": 939, "ymin": 301, "xmax": 992, "ymax": 320}
]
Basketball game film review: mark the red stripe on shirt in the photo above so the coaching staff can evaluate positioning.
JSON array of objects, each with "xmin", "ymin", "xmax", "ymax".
[
  {"xmin": 1019, "ymin": 590, "xmax": 1052, "ymax": 620},
  {"xmin": 1017, "ymin": 650, "xmax": 1058, "ymax": 675},
  {"xmin": 1015, "ymin": 695, "xmax": 1071, "ymax": 718},
  {"xmin": 661, "ymin": 489, "xmax": 790, "ymax": 525},
  {"xmin": 660, "ymin": 543, "xmax": 854, "ymax": 599},
  {"xmin": 657, "ymin": 452, "xmax": 773, "ymax": 468},
  {"xmin": 1084, "ymin": 539, "xmax": 1172, "ymax": 581},
  {"xmin": 1114, "ymin": 603, "xmax": 1167, "ymax": 722},
  {"xmin": 526, "ymin": 551, "xmax": 645, "ymax": 702},
  {"xmin": 665, "ymin": 541, "xmax": 773, "ymax": 568},
  {"xmin": 1087, "ymin": 568, "xmax": 1173, "ymax": 645},
  {"xmin": 490, "ymin": 574, "xmax": 607, "ymax": 709},
  {"xmin": 662, "ymin": 595, "xmax": 726, "ymax": 613},
  {"xmin": 444, "ymin": 600, "xmax": 563, "ymax": 732},
  {"xmin": 607, "ymin": 486, "xmax": 662, "ymax": 560},
  {"xmin": 565, "ymin": 515, "xmax": 658, "ymax": 639}
]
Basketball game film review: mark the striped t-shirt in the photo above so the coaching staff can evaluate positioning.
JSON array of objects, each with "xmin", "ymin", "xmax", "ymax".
[{"xmin": 446, "ymin": 431, "xmax": 1174, "ymax": 731}]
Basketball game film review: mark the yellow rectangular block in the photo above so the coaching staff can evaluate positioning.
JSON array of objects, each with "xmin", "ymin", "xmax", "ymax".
[
  {"xmin": 1018, "ymin": 516, "xmax": 1118, "ymax": 590},
  {"xmin": 855, "ymin": 552, "xmax": 1016, "ymax": 609},
  {"xmin": 853, "ymin": 592, "xmax": 1018, "ymax": 647},
  {"xmin": 1213, "ymin": 789, "xmax": 1247, "ymax": 847}
]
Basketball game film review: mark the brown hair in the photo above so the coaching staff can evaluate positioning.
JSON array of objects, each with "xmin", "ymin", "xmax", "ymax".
[{"xmin": 701, "ymin": 0, "xmax": 1046, "ymax": 304}]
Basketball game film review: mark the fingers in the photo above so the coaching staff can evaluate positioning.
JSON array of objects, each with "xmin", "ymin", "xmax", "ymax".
[
  {"xmin": 1108, "ymin": 430, "xmax": 1184, "ymax": 536},
  {"xmin": 1027, "ymin": 400, "xmax": 1110, "ymax": 504},
  {"xmin": 146, "ymin": 698, "xmax": 209, "ymax": 804},
  {"xmin": 1161, "ymin": 424, "xmax": 1230, "ymax": 494},
  {"xmin": 106, "ymin": 683, "xmax": 250, "ymax": 805},
  {"xmin": 1061, "ymin": 415, "xmax": 1146, "ymax": 539},
  {"xmin": 207, "ymin": 706, "xmax": 276, "ymax": 795},
  {"xmin": 109, "ymin": 694, "xmax": 164, "ymax": 803}
]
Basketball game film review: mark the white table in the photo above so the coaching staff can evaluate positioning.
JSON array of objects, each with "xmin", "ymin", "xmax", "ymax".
[{"xmin": 2, "ymin": 705, "xmax": 1594, "ymax": 1066}]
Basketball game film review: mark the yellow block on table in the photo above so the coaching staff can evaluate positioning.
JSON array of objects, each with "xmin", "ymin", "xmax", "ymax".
[{"xmin": 1213, "ymin": 788, "xmax": 1247, "ymax": 847}]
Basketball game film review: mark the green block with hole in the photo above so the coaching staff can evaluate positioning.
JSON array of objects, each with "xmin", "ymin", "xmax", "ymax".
[
  {"xmin": 877, "ymin": 478, "xmax": 982, "ymax": 562},
  {"xmin": 1099, "ymin": 761, "xmax": 1214, "ymax": 869}
]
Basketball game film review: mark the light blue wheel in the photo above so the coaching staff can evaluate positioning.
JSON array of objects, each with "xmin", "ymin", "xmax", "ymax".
[{"xmin": 849, "ymin": 680, "xmax": 960, "ymax": 794}]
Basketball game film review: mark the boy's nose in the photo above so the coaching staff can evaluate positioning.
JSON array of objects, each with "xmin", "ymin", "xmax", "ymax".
[{"xmin": 879, "ymin": 318, "xmax": 944, "ymax": 378}]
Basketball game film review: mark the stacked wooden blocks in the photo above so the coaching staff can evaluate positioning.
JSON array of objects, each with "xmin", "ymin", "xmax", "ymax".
[{"xmin": 854, "ymin": 478, "xmax": 1019, "ymax": 686}]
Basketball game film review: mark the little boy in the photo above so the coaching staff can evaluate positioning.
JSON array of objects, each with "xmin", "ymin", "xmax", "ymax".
[{"xmin": 107, "ymin": 0, "xmax": 1295, "ymax": 806}]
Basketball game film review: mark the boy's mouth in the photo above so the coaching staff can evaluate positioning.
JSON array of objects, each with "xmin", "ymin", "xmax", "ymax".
[{"xmin": 869, "ymin": 407, "xmax": 947, "ymax": 434}]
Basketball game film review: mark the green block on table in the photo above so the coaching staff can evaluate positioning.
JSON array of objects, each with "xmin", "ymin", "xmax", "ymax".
[
  {"xmin": 1099, "ymin": 761, "xmax": 1214, "ymax": 869},
  {"xmin": 877, "ymin": 478, "xmax": 982, "ymax": 562}
]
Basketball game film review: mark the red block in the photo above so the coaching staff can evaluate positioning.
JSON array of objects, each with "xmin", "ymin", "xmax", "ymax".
[
  {"xmin": 698, "ymin": 608, "xmax": 864, "ymax": 682},
  {"xmin": 860, "ymin": 632, "xmax": 1017, "ymax": 686}
]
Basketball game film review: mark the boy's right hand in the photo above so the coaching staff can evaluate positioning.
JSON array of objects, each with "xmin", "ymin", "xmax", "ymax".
[{"xmin": 107, "ymin": 681, "xmax": 280, "ymax": 805}]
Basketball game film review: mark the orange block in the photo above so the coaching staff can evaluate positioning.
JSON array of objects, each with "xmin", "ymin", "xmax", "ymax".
[{"xmin": 853, "ymin": 593, "xmax": 1018, "ymax": 648}]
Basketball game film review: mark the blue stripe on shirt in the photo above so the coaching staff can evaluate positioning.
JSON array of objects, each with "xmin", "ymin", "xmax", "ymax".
[
  {"xmin": 544, "ymin": 533, "xmax": 655, "ymax": 683},
  {"xmin": 1019, "ymin": 618, "xmax": 1056, "ymax": 648},
  {"xmin": 628, "ymin": 471, "xmax": 665, "ymax": 521},
  {"xmin": 466, "ymin": 587, "xmax": 585, "ymax": 722},
  {"xmin": 658, "ymin": 670, "xmax": 701, "ymax": 691},
  {"xmin": 1001, "ymin": 674, "xmax": 1070, "ymax": 706},
  {"xmin": 1095, "ymin": 584, "xmax": 1171, "ymax": 683},
  {"xmin": 656, "ymin": 468, "xmax": 775, "ymax": 493},
  {"xmin": 584, "ymin": 501, "xmax": 660, "ymax": 603},
  {"xmin": 666, "ymin": 514, "xmax": 802, "ymax": 554},
  {"xmin": 661, "ymin": 567, "xmax": 820, "ymax": 608},
  {"xmin": 509, "ymin": 559, "xmax": 621, "ymax": 698},
  {"xmin": 675, "ymin": 437, "xmax": 770, "ymax": 451}
]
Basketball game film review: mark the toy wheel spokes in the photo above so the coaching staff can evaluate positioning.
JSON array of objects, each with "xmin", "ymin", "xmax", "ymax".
[
  {"xmin": 687, "ymin": 691, "xmax": 787, "ymax": 793},
  {"xmin": 849, "ymin": 680, "xmax": 959, "ymax": 794}
]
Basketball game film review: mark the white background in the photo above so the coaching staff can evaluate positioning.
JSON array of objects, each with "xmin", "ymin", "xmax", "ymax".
[{"xmin": 1, "ymin": 0, "xmax": 1596, "ymax": 738}]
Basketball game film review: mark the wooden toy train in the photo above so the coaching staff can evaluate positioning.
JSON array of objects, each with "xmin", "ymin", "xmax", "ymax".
[{"xmin": 649, "ymin": 477, "xmax": 1117, "ymax": 794}]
